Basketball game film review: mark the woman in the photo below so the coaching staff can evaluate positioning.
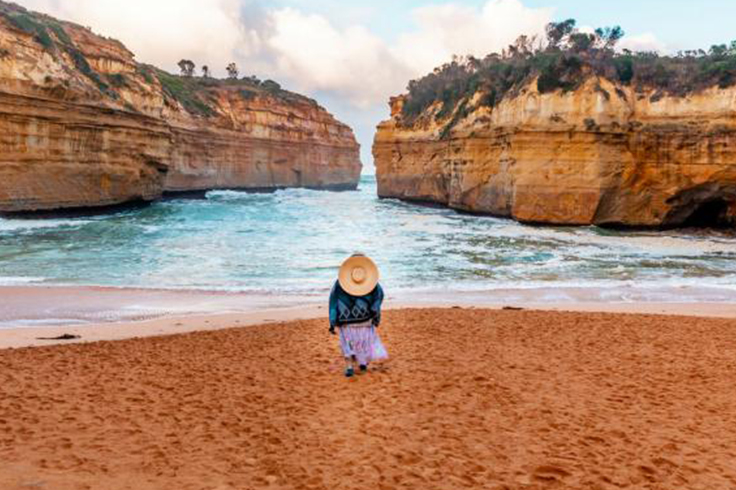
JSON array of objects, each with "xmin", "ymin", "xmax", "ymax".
[{"xmin": 329, "ymin": 254, "xmax": 388, "ymax": 377}]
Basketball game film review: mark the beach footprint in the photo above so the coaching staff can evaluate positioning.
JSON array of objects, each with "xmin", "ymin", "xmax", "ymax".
[{"xmin": 531, "ymin": 464, "xmax": 572, "ymax": 484}]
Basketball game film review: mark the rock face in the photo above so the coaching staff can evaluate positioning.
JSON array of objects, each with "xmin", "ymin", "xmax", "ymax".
[
  {"xmin": 374, "ymin": 78, "xmax": 736, "ymax": 228},
  {"xmin": 0, "ymin": 2, "xmax": 361, "ymax": 213},
  {"xmin": 164, "ymin": 93, "xmax": 360, "ymax": 193}
]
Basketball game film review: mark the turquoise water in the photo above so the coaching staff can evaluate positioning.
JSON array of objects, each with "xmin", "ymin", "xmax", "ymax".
[{"xmin": 1, "ymin": 175, "xmax": 736, "ymax": 297}]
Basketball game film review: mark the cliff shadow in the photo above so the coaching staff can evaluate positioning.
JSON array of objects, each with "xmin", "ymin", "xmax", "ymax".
[
  {"xmin": 0, "ymin": 200, "xmax": 154, "ymax": 220},
  {"xmin": 681, "ymin": 199, "xmax": 732, "ymax": 228},
  {"xmin": 664, "ymin": 183, "xmax": 736, "ymax": 230},
  {"xmin": 162, "ymin": 183, "xmax": 360, "ymax": 200}
]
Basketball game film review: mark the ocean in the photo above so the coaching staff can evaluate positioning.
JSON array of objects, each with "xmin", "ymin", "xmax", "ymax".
[{"xmin": 1, "ymin": 174, "xmax": 736, "ymax": 302}]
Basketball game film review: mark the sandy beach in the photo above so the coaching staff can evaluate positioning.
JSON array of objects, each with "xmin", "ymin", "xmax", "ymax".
[
  {"xmin": 3, "ymin": 284, "xmax": 736, "ymax": 349},
  {"xmin": 2, "ymin": 307, "xmax": 736, "ymax": 489},
  {"xmin": 5, "ymin": 1, "xmax": 736, "ymax": 489}
]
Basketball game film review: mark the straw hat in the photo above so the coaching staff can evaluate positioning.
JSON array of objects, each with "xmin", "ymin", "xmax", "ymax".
[{"xmin": 338, "ymin": 254, "xmax": 379, "ymax": 296}]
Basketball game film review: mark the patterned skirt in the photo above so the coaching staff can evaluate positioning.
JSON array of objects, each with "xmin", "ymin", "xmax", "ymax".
[{"xmin": 338, "ymin": 320, "xmax": 388, "ymax": 365}]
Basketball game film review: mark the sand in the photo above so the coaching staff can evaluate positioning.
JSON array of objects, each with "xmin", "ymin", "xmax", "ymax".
[
  {"xmin": 0, "ymin": 286, "xmax": 321, "ymax": 328},
  {"xmin": 4, "ymin": 284, "xmax": 736, "ymax": 351},
  {"xmin": 3, "ymin": 284, "xmax": 736, "ymax": 330},
  {"xmin": 2, "ymin": 308, "xmax": 736, "ymax": 489}
]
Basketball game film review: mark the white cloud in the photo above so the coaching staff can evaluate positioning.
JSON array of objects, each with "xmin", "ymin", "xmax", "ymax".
[
  {"xmin": 263, "ymin": 8, "xmax": 411, "ymax": 108},
  {"xmin": 394, "ymin": 0, "xmax": 552, "ymax": 74},
  {"xmin": 619, "ymin": 33, "xmax": 667, "ymax": 54},
  {"xmin": 15, "ymin": 0, "xmax": 553, "ymax": 107},
  {"xmin": 259, "ymin": 0, "xmax": 553, "ymax": 106},
  {"xmin": 17, "ymin": 0, "xmax": 245, "ymax": 75}
]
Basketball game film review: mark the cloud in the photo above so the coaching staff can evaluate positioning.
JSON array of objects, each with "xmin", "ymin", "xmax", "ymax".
[
  {"xmin": 259, "ymin": 0, "xmax": 553, "ymax": 106},
  {"xmin": 394, "ymin": 0, "xmax": 552, "ymax": 74},
  {"xmin": 618, "ymin": 33, "xmax": 667, "ymax": 54},
  {"xmin": 16, "ymin": 0, "xmax": 554, "ymax": 106},
  {"xmin": 262, "ymin": 8, "xmax": 412, "ymax": 108},
  {"xmin": 18, "ymin": 0, "xmax": 245, "ymax": 75}
]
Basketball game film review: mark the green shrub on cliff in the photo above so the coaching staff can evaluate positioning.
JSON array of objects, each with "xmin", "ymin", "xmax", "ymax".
[
  {"xmin": 65, "ymin": 46, "xmax": 117, "ymax": 99},
  {"xmin": 5, "ymin": 12, "xmax": 53, "ymax": 49},
  {"xmin": 106, "ymin": 73, "xmax": 128, "ymax": 88},
  {"xmin": 261, "ymin": 80, "xmax": 282, "ymax": 93},
  {"xmin": 155, "ymin": 69, "xmax": 217, "ymax": 117},
  {"xmin": 153, "ymin": 66, "xmax": 319, "ymax": 116},
  {"xmin": 0, "ymin": 5, "xmax": 124, "ymax": 101},
  {"xmin": 0, "ymin": 3, "xmax": 309, "ymax": 116},
  {"xmin": 401, "ymin": 19, "xmax": 736, "ymax": 127},
  {"xmin": 1, "ymin": 4, "xmax": 73, "ymax": 51},
  {"xmin": 240, "ymin": 88, "xmax": 258, "ymax": 100},
  {"xmin": 137, "ymin": 65, "xmax": 156, "ymax": 85},
  {"xmin": 47, "ymin": 21, "xmax": 72, "ymax": 46}
]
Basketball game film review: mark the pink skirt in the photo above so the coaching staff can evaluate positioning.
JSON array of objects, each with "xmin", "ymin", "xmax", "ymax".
[{"xmin": 338, "ymin": 320, "xmax": 388, "ymax": 365}]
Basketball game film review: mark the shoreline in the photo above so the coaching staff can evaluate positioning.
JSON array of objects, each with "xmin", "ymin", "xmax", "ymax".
[{"xmin": 1, "ymin": 284, "xmax": 736, "ymax": 349}]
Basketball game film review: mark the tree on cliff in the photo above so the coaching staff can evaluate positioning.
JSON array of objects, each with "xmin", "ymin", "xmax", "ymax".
[
  {"xmin": 568, "ymin": 32, "xmax": 596, "ymax": 53},
  {"xmin": 226, "ymin": 63, "xmax": 239, "ymax": 80},
  {"xmin": 595, "ymin": 26, "xmax": 624, "ymax": 50},
  {"xmin": 401, "ymin": 14, "xmax": 736, "ymax": 132},
  {"xmin": 504, "ymin": 35, "xmax": 539, "ymax": 59},
  {"xmin": 545, "ymin": 19, "xmax": 576, "ymax": 49},
  {"xmin": 178, "ymin": 59, "xmax": 195, "ymax": 77},
  {"xmin": 202, "ymin": 65, "xmax": 210, "ymax": 78},
  {"xmin": 261, "ymin": 79, "xmax": 282, "ymax": 93}
]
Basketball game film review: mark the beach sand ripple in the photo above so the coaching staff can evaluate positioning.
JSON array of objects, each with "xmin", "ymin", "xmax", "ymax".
[{"xmin": 2, "ymin": 308, "xmax": 736, "ymax": 489}]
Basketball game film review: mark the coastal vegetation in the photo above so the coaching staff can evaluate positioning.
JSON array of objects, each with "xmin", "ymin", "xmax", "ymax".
[
  {"xmin": 154, "ymin": 69, "xmax": 317, "ymax": 117},
  {"xmin": 401, "ymin": 18, "xmax": 736, "ymax": 126},
  {"xmin": 0, "ymin": 2, "xmax": 316, "ymax": 117},
  {"xmin": 226, "ymin": 62, "xmax": 239, "ymax": 80},
  {"xmin": 0, "ymin": 3, "xmax": 121, "ymax": 99},
  {"xmin": 177, "ymin": 59, "xmax": 196, "ymax": 77}
]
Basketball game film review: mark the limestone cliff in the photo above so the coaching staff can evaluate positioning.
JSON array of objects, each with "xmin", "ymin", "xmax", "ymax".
[
  {"xmin": 0, "ymin": 2, "xmax": 361, "ymax": 213},
  {"xmin": 374, "ymin": 78, "xmax": 736, "ymax": 228}
]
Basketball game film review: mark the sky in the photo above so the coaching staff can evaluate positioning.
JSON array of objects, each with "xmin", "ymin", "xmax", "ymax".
[{"xmin": 15, "ymin": 0, "xmax": 736, "ymax": 169}]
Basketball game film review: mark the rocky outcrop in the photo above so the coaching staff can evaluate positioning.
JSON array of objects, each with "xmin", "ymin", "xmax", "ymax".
[
  {"xmin": 374, "ymin": 78, "xmax": 736, "ymax": 228},
  {"xmin": 0, "ymin": 2, "xmax": 361, "ymax": 213}
]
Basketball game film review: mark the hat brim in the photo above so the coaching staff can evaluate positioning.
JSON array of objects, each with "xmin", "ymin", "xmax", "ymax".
[{"xmin": 338, "ymin": 256, "xmax": 379, "ymax": 296}]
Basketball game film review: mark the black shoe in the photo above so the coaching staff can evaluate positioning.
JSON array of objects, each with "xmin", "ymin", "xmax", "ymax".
[
  {"xmin": 359, "ymin": 364, "xmax": 368, "ymax": 372},
  {"xmin": 345, "ymin": 367, "xmax": 354, "ymax": 378}
]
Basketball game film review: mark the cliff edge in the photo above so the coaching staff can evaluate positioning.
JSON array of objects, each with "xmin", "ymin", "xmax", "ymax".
[
  {"xmin": 0, "ymin": 2, "xmax": 361, "ymax": 213},
  {"xmin": 374, "ymin": 22, "xmax": 736, "ymax": 228}
]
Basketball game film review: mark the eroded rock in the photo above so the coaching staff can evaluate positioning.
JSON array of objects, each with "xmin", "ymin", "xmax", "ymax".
[
  {"xmin": 0, "ymin": 2, "xmax": 361, "ymax": 214},
  {"xmin": 374, "ymin": 78, "xmax": 736, "ymax": 228}
]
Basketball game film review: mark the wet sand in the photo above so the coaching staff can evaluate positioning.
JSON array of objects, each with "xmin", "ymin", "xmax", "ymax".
[
  {"xmin": 3, "ymin": 285, "xmax": 736, "ymax": 350},
  {"xmin": 2, "ymin": 308, "xmax": 736, "ymax": 489},
  {"xmin": 0, "ymin": 286, "xmax": 315, "ymax": 327}
]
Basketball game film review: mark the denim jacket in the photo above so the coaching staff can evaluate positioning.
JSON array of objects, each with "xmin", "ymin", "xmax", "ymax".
[{"xmin": 328, "ymin": 280, "xmax": 384, "ymax": 328}]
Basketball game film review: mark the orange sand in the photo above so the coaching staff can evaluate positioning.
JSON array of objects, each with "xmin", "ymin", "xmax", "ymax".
[{"xmin": 2, "ymin": 308, "xmax": 736, "ymax": 489}]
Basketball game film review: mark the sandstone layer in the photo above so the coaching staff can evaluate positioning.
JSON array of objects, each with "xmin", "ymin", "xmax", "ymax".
[
  {"xmin": 374, "ymin": 78, "xmax": 736, "ymax": 228},
  {"xmin": 0, "ymin": 2, "xmax": 361, "ymax": 213}
]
